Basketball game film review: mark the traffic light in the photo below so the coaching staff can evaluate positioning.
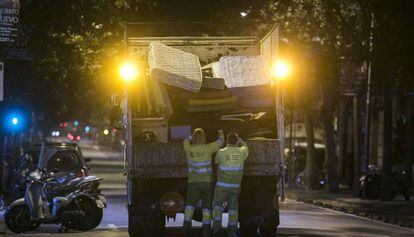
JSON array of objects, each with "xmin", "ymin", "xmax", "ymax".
[{"xmin": 3, "ymin": 110, "xmax": 26, "ymax": 132}]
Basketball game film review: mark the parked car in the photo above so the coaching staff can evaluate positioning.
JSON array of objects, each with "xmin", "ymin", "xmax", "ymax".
[
  {"xmin": 28, "ymin": 142, "xmax": 90, "ymax": 179},
  {"xmin": 2, "ymin": 142, "xmax": 91, "ymax": 206}
]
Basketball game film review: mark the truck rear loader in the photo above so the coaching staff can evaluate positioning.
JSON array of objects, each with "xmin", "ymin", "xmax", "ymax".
[{"xmin": 111, "ymin": 23, "xmax": 282, "ymax": 237}]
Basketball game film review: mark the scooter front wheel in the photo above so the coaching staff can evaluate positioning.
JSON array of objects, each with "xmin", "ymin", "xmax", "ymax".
[{"xmin": 4, "ymin": 204, "xmax": 35, "ymax": 233}]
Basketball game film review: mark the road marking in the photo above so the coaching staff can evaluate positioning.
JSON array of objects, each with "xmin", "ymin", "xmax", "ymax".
[
  {"xmin": 108, "ymin": 224, "xmax": 119, "ymax": 231},
  {"xmin": 303, "ymin": 200, "xmax": 414, "ymax": 233},
  {"xmin": 281, "ymin": 210, "xmax": 338, "ymax": 215}
]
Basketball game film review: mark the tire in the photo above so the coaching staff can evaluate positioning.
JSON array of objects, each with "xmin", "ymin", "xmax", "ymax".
[
  {"xmin": 28, "ymin": 222, "xmax": 41, "ymax": 231},
  {"xmin": 129, "ymin": 210, "xmax": 165, "ymax": 237},
  {"xmin": 73, "ymin": 198, "xmax": 103, "ymax": 231},
  {"xmin": 4, "ymin": 204, "xmax": 34, "ymax": 233},
  {"xmin": 239, "ymin": 218, "xmax": 257, "ymax": 237},
  {"xmin": 259, "ymin": 225, "xmax": 277, "ymax": 237}
]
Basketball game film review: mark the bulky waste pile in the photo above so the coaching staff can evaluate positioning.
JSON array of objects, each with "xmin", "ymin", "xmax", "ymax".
[{"xmin": 135, "ymin": 42, "xmax": 277, "ymax": 143}]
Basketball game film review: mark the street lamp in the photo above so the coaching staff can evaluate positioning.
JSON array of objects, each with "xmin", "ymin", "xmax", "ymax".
[
  {"xmin": 271, "ymin": 60, "xmax": 290, "ymax": 80},
  {"xmin": 119, "ymin": 61, "xmax": 139, "ymax": 83},
  {"xmin": 271, "ymin": 60, "xmax": 290, "ymax": 202}
]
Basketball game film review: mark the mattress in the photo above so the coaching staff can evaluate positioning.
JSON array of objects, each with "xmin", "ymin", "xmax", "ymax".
[
  {"xmin": 201, "ymin": 77, "xmax": 225, "ymax": 90},
  {"xmin": 174, "ymin": 90, "xmax": 231, "ymax": 100},
  {"xmin": 148, "ymin": 42, "xmax": 202, "ymax": 92},
  {"xmin": 212, "ymin": 56, "xmax": 271, "ymax": 88}
]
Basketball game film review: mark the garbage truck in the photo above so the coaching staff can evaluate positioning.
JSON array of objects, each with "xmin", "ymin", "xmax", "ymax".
[{"xmin": 111, "ymin": 23, "xmax": 282, "ymax": 237}]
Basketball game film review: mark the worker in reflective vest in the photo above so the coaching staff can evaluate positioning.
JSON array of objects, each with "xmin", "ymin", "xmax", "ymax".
[
  {"xmin": 183, "ymin": 128, "xmax": 224, "ymax": 237},
  {"xmin": 212, "ymin": 133, "xmax": 249, "ymax": 237}
]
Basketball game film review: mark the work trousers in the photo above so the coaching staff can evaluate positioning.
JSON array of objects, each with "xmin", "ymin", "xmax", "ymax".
[
  {"xmin": 212, "ymin": 187, "xmax": 240, "ymax": 237},
  {"xmin": 183, "ymin": 182, "xmax": 213, "ymax": 236}
]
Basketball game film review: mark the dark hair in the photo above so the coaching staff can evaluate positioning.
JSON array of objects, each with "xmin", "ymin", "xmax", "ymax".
[{"xmin": 227, "ymin": 133, "xmax": 238, "ymax": 145}]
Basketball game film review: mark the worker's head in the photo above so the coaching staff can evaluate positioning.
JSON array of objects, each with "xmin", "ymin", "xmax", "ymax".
[
  {"xmin": 226, "ymin": 132, "xmax": 238, "ymax": 145},
  {"xmin": 192, "ymin": 128, "xmax": 206, "ymax": 145}
]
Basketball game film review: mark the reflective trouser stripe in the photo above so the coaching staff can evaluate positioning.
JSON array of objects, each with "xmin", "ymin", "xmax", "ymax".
[
  {"xmin": 216, "ymin": 181, "xmax": 240, "ymax": 188},
  {"xmin": 218, "ymin": 165, "xmax": 244, "ymax": 171},
  {"xmin": 188, "ymin": 167, "xmax": 212, "ymax": 173},
  {"xmin": 202, "ymin": 208, "xmax": 212, "ymax": 225},
  {"xmin": 184, "ymin": 205, "xmax": 195, "ymax": 221},
  {"xmin": 188, "ymin": 160, "xmax": 211, "ymax": 167},
  {"xmin": 228, "ymin": 209, "xmax": 238, "ymax": 226},
  {"xmin": 212, "ymin": 205, "xmax": 223, "ymax": 222}
]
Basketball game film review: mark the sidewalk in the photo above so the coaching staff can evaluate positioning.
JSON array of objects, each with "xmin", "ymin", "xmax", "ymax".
[{"xmin": 287, "ymin": 188, "xmax": 414, "ymax": 229}]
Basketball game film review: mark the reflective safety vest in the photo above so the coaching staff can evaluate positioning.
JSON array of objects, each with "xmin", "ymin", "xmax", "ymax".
[
  {"xmin": 215, "ymin": 143, "xmax": 249, "ymax": 189},
  {"xmin": 183, "ymin": 140, "xmax": 222, "ymax": 183}
]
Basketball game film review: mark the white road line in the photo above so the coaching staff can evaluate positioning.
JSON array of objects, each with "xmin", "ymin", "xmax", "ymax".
[
  {"xmin": 303, "ymin": 200, "xmax": 414, "ymax": 233},
  {"xmin": 281, "ymin": 210, "xmax": 339, "ymax": 215},
  {"xmin": 108, "ymin": 224, "xmax": 119, "ymax": 231}
]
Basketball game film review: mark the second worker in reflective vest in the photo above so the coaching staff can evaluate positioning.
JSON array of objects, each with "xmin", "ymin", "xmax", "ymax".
[
  {"xmin": 183, "ymin": 128, "xmax": 224, "ymax": 237},
  {"xmin": 212, "ymin": 133, "xmax": 249, "ymax": 237}
]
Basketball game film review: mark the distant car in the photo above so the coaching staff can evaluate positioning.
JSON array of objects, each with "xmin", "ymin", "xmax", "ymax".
[{"xmin": 28, "ymin": 142, "xmax": 90, "ymax": 178}]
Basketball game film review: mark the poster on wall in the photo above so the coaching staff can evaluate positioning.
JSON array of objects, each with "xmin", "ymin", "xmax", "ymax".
[{"xmin": 0, "ymin": 0, "xmax": 20, "ymax": 43}]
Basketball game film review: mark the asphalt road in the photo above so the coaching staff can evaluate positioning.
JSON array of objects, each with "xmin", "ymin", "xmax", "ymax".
[{"xmin": 1, "ymin": 141, "xmax": 413, "ymax": 236}]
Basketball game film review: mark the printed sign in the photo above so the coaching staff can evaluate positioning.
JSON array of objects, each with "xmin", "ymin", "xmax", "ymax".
[
  {"xmin": 0, "ymin": 0, "xmax": 20, "ymax": 43},
  {"xmin": 0, "ymin": 62, "xmax": 3, "ymax": 101},
  {"xmin": 340, "ymin": 58, "xmax": 368, "ymax": 95}
]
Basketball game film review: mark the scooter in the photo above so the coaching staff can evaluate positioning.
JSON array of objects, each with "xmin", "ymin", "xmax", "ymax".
[{"xmin": 4, "ymin": 168, "xmax": 106, "ymax": 233}]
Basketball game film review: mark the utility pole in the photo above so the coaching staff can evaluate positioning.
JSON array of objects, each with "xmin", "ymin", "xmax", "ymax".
[
  {"xmin": 276, "ymin": 81, "xmax": 286, "ymax": 201},
  {"xmin": 123, "ymin": 24, "xmax": 134, "ymax": 207},
  {"xmin": 362, "ymin": 13, "xmax": 375, "ymax": 173}
]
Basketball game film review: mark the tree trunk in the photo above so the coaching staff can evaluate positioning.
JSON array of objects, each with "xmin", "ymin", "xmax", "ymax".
[
  {"xmin": 304, "ymin": 108, "xmax": 317, "ymax": 190},
  {"xmin": 338, "ymin": 98, "xmax": 348, "ymax": 184},
  {"xmin": 380, "ymin": 76, "xmax": 394, "ymax": 201},
  {"xmin": 322, "ymin": 89, "xmax": 339, "ymax": 193},
  {"xmin": 323, "ymin": 110, "xmax": 339, "ymax": 192},
  {"xmin": 352, "ymin": 96, "xmax": 361, "ymax": 197},
  {"xmin": 407, "ymin": 98, "xmax": 414, "ymax": 189}
]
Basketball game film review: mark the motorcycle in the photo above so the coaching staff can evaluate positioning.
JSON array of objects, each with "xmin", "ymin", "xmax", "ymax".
[
  {"xmin": 4, "ymin": 167, "xmax": 106, "ymax": 233},
  {"xmin": 359, "ymin": 164, "xmax": 411, "ymax": 201}
]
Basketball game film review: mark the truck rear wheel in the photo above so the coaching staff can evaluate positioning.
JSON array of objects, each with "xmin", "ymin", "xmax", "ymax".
[
  {"xmin": 239, "ymin": 218, "xmax": 257, "ymax": 237},
  {"xmin": 259, "ymin": 224, "xmax": 277, "ymax": 237},
  {"xmin": 128, "ymin": 207, "xmax": 165, "ymax": 237}
]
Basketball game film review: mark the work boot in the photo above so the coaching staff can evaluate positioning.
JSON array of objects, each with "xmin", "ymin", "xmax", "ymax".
[
  {"xmin": 212, "ymin": 229, "xmax": 226, "ymax": 237},
  {"xmin": 182, "ymin": 220, "xmax": 191, "ymax": 236},
  {"xmin": 227, "ymin": 226, "xmax": 238, "ymax": 237},
  {"xmin": 202, "ymin": 224, "xmax": 212, "ymax": 237}
]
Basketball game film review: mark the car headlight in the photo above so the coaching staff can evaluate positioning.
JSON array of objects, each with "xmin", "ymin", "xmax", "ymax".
[{"xmin": 29, "ymin": 170, "xmax": 41, "ymax": 181}]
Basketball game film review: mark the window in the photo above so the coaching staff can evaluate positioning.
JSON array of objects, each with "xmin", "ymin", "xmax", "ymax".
[{"xmin": 46, "ymin": 151, "xmax": 80, "ymax": 171}]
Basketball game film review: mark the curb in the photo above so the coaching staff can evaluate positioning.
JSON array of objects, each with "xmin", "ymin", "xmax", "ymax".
[{"xmin": 297, "ymin": 198, "xmax": 414, "ymax": 229}]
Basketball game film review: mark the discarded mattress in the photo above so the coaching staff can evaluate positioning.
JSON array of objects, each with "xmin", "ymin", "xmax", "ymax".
[
  {"xmin": 174, "ymin": 90, "xmax": 231, "ymax": 100},
  {"xmin": 148, "ymin": 42, "xmax": 202, "ymax": 92},
  {"xmin": 201, "ymin": 77, "xmax": 225, "ymax": 90},
  {"xmin": 229, "ymin": 84, "xmax": 274, "ymax": 98},
  {"xmin": 186, "ymin": 97, "xmax": 238, "ymax": 106},
  {"xmin": 142, "ymin": 77, "xmax": 173, "ymax": 116},
  {"xmin": 179, "ymin": 97, "xmax": 239, "ymax": 113},
  {"xmin": 212, "ymin": 56, "xmax": 271, "ymax": 88},
  {"xmin": 229, "ymin": 84, "xmax": 274, "ymax": 109}
]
